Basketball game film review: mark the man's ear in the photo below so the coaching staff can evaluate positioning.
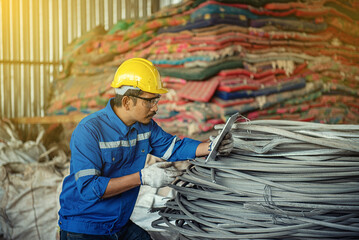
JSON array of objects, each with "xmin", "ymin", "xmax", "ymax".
[{"xmin": 122, "ymin": 96, "xmax": 131, "ymax": 111}]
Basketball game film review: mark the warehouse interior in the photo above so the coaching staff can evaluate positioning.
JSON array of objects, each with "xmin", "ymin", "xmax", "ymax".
[{"xmin": 1, "ymin": 0, "xmax": 359, "ymax": 239}]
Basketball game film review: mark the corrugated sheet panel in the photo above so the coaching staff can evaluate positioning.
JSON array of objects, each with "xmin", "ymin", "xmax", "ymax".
[{"xmin": 0, "ymin": 0, "xmax": 179, "ymax": 119}]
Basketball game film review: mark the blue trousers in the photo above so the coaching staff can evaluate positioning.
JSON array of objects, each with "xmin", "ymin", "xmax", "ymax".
[{"xmin": 60, "ymin": 220, "xmax": 152, "ymax": 240}]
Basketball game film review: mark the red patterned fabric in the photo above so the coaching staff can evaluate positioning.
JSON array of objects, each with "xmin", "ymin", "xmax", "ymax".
[
  {"xmin": 212, "ymin": 97, "xmax": 254, "ymax": 107},
  {"xmin": 177, "ymin": 77, "xmax": 220, "ymax": 102}
]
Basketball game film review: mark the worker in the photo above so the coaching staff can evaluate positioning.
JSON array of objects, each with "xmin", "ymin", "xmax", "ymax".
[{"xmin": 58, "ymin": 58, "xmax": 233, "ymax": 240}]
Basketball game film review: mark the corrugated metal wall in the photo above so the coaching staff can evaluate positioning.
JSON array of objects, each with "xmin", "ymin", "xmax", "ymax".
[{"xmin": 0, "ymin": 0, "xmax": 180, "ymax": 119}]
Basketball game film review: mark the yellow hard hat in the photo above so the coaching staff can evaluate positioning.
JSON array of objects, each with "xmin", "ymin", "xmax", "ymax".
[{"xmin": 111, "ymin": 58, "xmax": 168, "ymax": 94}]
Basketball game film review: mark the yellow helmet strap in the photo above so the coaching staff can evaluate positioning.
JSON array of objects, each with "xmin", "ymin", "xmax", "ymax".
[{"xmin": 114, "ymin": 86, "xmax": 140, "ymax": 95}]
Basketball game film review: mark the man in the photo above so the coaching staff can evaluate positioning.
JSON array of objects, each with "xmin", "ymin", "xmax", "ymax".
[{"xmin": 58, "ymin": 58, "xmax": 233, "ymax": 240}]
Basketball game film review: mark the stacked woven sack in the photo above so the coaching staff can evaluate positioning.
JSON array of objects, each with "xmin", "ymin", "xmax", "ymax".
[
  {"xmin": 0, "ymin": 119, "xmax": 69, "ymax": 239},
  {"xmin": 47, "ymin": 0, "xmax": 359, "ymax": 139}
]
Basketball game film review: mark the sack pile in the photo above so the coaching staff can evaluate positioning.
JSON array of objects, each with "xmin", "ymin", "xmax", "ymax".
[
  {"xmin": 47, "ymin": 0, "xmax": 359, "ymax": 139},
  {"xmin": 0, "ymin": 120, "xmax": 69, "ymax": 240}
]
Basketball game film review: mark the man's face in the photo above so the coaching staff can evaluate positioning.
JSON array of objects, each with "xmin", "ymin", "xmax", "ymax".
[{"xmin": 130, "ymin": 92, "xmax": 161, "ymax": 125}]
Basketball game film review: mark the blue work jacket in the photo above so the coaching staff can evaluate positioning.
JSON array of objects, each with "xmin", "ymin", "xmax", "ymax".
[{"xmin": 58, "ymin": 99, "xmax": 201, "ymax": 235}]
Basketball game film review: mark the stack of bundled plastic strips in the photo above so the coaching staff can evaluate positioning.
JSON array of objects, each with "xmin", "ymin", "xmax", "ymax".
[
  {"xmin": 152, "ymin": 119, "xmax": 359, "ymax": 239},
  {"xmin": 47, "ymin": 0, "xmax": 359, "ymax": 139}
]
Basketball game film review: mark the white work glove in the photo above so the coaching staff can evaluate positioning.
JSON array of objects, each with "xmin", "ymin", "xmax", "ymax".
[
  {"xmin": 140, "ymin": 162, "xmax": 182, "ymax": 188},
  {"xmin": 209, "ymin": 132, "xmax": 234, "ymax": 156}
]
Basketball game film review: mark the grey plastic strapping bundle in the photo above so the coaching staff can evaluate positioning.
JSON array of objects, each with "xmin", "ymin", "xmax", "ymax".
[{"xmin": 153, "ymin": 120, "xmax": 359, "ymax": 240}]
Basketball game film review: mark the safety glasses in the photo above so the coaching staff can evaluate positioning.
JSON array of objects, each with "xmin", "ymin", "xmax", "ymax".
[{"xmin": 129, "ymin": 95, "xmax": 161, "ymax": 109}]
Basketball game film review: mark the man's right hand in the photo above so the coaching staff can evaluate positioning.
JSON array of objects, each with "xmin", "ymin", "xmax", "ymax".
[{"xmin": 140, "ymin": 162, "xmax": 182, "ymax": 188}]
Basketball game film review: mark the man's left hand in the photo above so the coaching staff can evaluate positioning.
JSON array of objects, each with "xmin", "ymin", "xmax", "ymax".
[{"xmin": 209, "ymin": 132, "xmax": 234, "ymax": 155}]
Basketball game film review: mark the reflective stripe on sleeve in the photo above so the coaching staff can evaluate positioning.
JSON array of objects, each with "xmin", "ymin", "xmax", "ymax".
[
  {"xmin": 161, "ymin": 136, "xmax": 180, "ymax": 160},
  {"xmin": 75, "ymin": 169, "xmax": 101, "ymax": 181}
]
